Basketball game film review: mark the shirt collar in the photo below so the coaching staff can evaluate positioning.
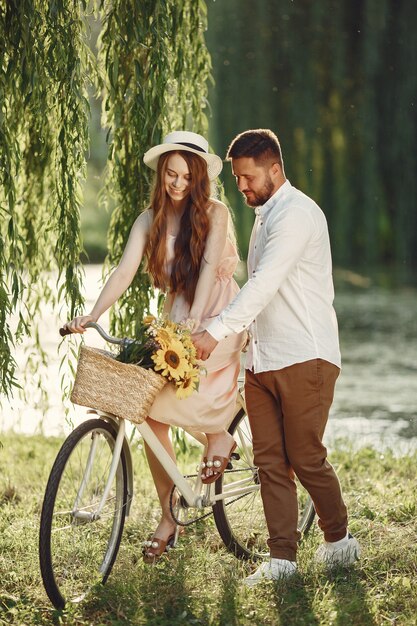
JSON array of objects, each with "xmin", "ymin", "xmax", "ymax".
[{"xmin": 255, "ymin": 180, "xmax": 292, "ymax": 217}]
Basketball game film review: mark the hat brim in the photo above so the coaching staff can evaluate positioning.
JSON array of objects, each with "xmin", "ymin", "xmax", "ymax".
[{"xmin": 143, "ymin": 143, "xmax": 223, "ymax": 180}]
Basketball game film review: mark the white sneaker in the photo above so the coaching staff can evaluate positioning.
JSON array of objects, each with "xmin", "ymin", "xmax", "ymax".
[
  {"xmin": 315, "ymin": 533, "xmax": 361, "ymax": 567},
  {"xmin": 243, "ymin": 558, "xmax": 297, "ymax": 587}
]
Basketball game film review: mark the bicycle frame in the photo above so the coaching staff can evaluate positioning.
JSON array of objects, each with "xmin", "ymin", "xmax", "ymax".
[
  {"xmin": 41, "ymin": 321, "xmax": 314, "ymax": 612},
  {"xmin": 72, "ymin": 388, "xmax": 258, "ymax": 523},
  {"xmin": 70, "ymin": 411, "xmax": 134, "ymax": 520},
  {"xmin": 136, "ymin": 400, "xmax": 260, "ymax": 507},
  {"xmin": 71, "ymin": 416, "xmax": 131, "ymax": 521},
  {"xmin": 63, "ymin": 322, "xmax": 259, "ymax": 521}
]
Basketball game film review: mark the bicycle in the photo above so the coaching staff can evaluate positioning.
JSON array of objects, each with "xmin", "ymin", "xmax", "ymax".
[{"xmin": 39, "ymin": 322, "xmax": 315, "ymax": 609}]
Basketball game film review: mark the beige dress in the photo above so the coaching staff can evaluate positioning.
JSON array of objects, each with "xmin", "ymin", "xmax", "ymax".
[{"xmin": 148, "ymin": 235, "xmax": 245, "ymax": 434}]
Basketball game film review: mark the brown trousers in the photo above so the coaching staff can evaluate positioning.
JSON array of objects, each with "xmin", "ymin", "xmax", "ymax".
[{"xmin": 245, "ymin": 359, "xmax": 348, "ymax": 561}]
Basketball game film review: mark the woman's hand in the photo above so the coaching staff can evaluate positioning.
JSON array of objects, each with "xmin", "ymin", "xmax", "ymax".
[{"xmin": 63, "ymin": 314, "xmax": 97, "ymax": 334}]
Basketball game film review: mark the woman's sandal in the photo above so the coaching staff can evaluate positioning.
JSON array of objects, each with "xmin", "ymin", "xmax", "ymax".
[
  {"xmin": 200, "ymin": 441, "xmax": 237, "ymax": 484},
  {"xmin": 142, "ymin": 527, "xmax": 184, "ymax": 564},
  {"xmin": 142, "ymin": 534, "xmax": 175, "ymax": 564}
]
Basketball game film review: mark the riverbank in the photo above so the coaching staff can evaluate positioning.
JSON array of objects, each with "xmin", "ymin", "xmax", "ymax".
[
  {"xmin": 0, "ymin": 433, "xmax": 416, "ymax": 625},
  {"xmin": 2, "ymin": 267, "xmax": 417, "ymax": 454}
]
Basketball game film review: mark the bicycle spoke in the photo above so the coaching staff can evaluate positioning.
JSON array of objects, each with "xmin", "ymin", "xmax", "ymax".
[
  {"xmin": 40, "ymin": 419, "xmax": 128, "ymax": 609},
  {"xmin": 213, "ymin": 408, "xmax": 315, "ymax": 560}
]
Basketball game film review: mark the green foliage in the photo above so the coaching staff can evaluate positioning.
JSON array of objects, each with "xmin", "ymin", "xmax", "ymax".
[
  {"xmin": 206, "ymin": 0, "xmax": 417, "ymax": 275},
  {"xmin": 116, "ymin": 338, "xmax": 156, "ymax": 370},
  {"xmin": 0, "ymin": 0, "xmax": 91, "ymax": 397},
  {"xmin": 99, "ymin": 0, "xmax": 211, "ymax": 339},
  {"xmin": 0, "ymin": 0, "xmax": 212, "ymax": 398},
  {"xmin": 115, "ymin": 319, "xmax": 156, "ymax": 369},
  {"xmin": 1, "ymin": 436, "xmax": 417, "ymax": 624}
]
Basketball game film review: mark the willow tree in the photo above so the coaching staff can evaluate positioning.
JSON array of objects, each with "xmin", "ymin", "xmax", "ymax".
[
  {"xmin": 99, "ymin": 0, "xmax": 211, "ymax": 338},
  {"xmin": 0, "ymin": 0, "xmax": 211, "ymax": 399},
  {"xmin": 207, "ymin": 0, "xmax": 417, "ymax": 278}
]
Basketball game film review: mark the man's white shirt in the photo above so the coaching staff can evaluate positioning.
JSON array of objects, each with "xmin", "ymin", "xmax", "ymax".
[{"xmin": 206, "ymin": 180, "xmax": 341, "ymax": 373}]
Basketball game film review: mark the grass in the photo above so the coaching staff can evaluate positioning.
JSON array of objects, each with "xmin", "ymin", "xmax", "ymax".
[{"xmin": 0, "ymin": 432, "xmax": 416, "ymax": 625}]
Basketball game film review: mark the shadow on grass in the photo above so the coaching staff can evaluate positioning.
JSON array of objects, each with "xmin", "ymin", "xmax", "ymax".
[
  {"xmin": 271, "ymin": 574, "xmax": 320, "ymax": 626},
  {"xmin": 269, "ymin": 565, "xmax": 376, "ymax": 626},
  {"xmin": 215, "ymin": 568, "xmax": 240, "ymax": 625},
  {"xmin": 328, "ymin": 567, "xmax": 376, "ymax": 626},
  {"xmin": 81, "ymin": 552, "xmax": 202, "ymax": 625},
  {"xmin": 136, "ymin": 556, "xmax": 196, "ymax": 625}
]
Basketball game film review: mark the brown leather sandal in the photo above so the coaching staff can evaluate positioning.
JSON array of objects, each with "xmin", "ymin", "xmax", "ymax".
[
  {"xmin": 142, "ymin": 534, "xmax": 175, "ymax": 563},
  {"xmin": 201, "ymin": 441, "xmax": 237, "ymax": 484},
  {"xmin": 142, "ymin": 527, "xmax": 184, "ymax": 564}
]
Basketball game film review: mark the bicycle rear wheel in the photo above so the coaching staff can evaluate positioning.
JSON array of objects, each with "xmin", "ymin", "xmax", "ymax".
[
  {"xmin": 39, "ymin": 418, "xmax": 128, "ymax": 609},
  {"xmin": 213, "ymin": 408, "xmax": 315, "ymax": 561}
]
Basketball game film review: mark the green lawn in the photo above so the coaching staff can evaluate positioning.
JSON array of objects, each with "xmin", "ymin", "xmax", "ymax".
[{"xmin": 0, "ymin": 432, "xmax": 416, "ymax": 625}]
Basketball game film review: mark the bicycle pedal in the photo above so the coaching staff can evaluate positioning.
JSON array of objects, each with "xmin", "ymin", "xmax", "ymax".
[{"xmin": 231, "ymin": 452, "xmax": 240, "ymax": 461}]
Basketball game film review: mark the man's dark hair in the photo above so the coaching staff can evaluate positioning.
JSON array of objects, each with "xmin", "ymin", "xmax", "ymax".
[{"xmin": 226, "ymin": 129, "xmax": 283, "ymax": 168}]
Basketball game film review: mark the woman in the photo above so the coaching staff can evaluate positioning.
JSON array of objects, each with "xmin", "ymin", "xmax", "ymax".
[{"xmin": 65, "ymin": 131, "xmax": 245, "ymax": 562}]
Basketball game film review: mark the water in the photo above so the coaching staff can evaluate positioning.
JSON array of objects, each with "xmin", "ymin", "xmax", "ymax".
[
  {"xmin": 327, "ymin": 285, "xmax": 417, "ymax": 454},
  {"xmin": 1, "ymin": 267, "xmax": 417, "ymax": 455}
]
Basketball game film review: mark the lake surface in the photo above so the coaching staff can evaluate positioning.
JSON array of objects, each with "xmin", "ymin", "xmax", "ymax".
[
  {"xmin": 329, "ymin": 283, "xmax": 417, "ymax": 454},
  {"xmin": 1, "ymin": 266, "xmax": 417, "ymax": 455}
]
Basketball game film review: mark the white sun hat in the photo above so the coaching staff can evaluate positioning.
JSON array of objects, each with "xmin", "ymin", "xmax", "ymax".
[{"xmin": 143, "ymin": 131, "xmax": 223, "ymax": 180}]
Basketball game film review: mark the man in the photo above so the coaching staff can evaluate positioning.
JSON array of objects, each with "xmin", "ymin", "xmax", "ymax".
[{"xmin": 194, "ymin": 129, "xmax": 360, "ymax": 586}]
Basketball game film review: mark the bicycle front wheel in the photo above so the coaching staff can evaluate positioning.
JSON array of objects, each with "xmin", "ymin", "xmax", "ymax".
[
  {"xmin": 213, "ymin": 408, "xmax": 315, "ymax": 561},
  {"xmin": 39, "ymin": 418, "xmax": 128, "ymax": 609}
]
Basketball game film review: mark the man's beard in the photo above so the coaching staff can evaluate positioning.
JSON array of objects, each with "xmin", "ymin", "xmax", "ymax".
[{"xmin": 242, "ymin": 176, "xmax": 275, "ymax": 207}]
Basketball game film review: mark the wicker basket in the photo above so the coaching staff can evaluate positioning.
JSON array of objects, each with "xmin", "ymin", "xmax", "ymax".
[{"xmin": 70, "ymin": 345, "xmax": 167, "ymax": 424}]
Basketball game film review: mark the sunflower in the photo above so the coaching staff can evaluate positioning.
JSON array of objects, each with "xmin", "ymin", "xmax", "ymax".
[
  {"xmin": 154, "ymin": 325, "xmax": 178, "ymax": 348},
  {"xmin": 175, "ymin": 367, "xmax": 200, "ymax": 399},
  {"xmin": 180, "ymin": 333, "xmax": 197, "ymax": 358},
  {"xmin": 152, "ymin": 339, "xmax": 190, "ymax": 380}
]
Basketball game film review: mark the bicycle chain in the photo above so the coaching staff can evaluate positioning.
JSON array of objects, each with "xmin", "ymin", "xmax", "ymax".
[{"xmin": 169, "ymin": 467, "xmax": 257, "ymax": 527}]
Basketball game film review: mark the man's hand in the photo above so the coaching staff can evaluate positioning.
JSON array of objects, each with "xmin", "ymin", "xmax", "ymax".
[{"xmin": 193, "ymin": 330, "xmax": 219, "ymax": 361}]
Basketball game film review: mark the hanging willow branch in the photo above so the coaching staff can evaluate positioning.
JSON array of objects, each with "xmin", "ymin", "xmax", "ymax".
[
  {"xmin": 0, "ymin": 0, "xmax": 92, "ymax": 397},
  {"xmin": 0, "ymin": 0, "xmax": 212, "ymax": 399},
  {"xmin": 99, "ymin": 0, "xmax": 211, "ymax": 339}
]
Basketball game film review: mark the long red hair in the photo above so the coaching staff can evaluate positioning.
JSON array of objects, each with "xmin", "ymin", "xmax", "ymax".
[{"xmin": 145, "ymin": 151, "xmax": 211, "ymax": 305}]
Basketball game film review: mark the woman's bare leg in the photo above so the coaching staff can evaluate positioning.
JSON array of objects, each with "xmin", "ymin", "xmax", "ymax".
[{"xmin": 143, "ymin": 417, "xmax": 177, "ymax": 541}]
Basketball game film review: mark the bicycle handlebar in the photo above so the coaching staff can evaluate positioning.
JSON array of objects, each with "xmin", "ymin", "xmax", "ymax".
[{"xmin": 59, "ymin": 322, "xmax": 130, "ymax": 346}]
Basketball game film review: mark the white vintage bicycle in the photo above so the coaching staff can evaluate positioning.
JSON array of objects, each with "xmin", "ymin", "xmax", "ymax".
[{"xmin": 39, "ymin": 322, "xmax": 315, "ymax": 609}]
